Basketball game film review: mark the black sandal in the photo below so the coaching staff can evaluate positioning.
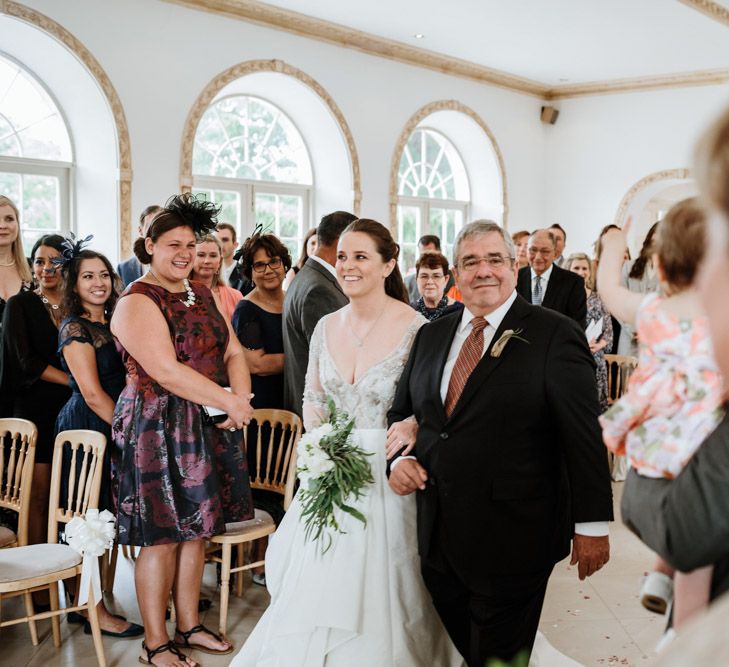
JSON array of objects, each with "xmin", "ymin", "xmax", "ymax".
[
  {"xmin": 138, "ymin": 640, "xmax": 194, "ymax": 665},
  {"xmin": 174, "ymin": 624, "xmax": 233, "ymax": 655}
]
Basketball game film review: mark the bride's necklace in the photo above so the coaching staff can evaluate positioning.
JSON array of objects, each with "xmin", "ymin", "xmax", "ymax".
[
  {"xmin": 148, "ymin": 270, "xmax": 196, "ymax": 308},
  {"xmin": 347, "ymin": 301, "xmax": 388, "ymax": 348}
]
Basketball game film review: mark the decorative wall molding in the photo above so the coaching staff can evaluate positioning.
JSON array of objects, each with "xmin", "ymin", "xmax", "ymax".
[
  {"xmin": 679, "ymin": 0, "xmax": 729, "ymax": 28},
  {"xmin": 179, "ymin": 59, "xmax": 361, "ymax": 215},
  {"xmin": 613, "ymin": 168, "xmax": 692, "ymax": 228},
  {"xmin": 388, "ymin": 100, "xmax": 508, "ymax": 235},
  {"xmin": 163, "ymin": 0, "xmax": 729, "ymax": 101},
  {"xmin": 547, "ymin": 69, "xmax": 729, "ymax": 100},
  {"xmin": 164, "ymin": 0, "xmax": 547, "ymax": 98},
  {"xmin": 1, "ymin": 1, "xmax": 133, "ymax": 258}
]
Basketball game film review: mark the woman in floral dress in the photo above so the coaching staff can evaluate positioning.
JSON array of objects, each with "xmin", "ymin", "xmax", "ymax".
[{"xmin": 111, "ymin": 194, "xmax": 254, "ymax": 667}]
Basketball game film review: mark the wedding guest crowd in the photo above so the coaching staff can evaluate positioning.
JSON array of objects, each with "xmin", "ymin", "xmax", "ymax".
[{"xmin": 8, "ymin": 94, "xmax": 729, "ymax": 665}]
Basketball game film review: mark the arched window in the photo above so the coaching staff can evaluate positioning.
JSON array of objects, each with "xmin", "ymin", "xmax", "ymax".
[
  {"xmin": 397, "ymin": 128, "xmax": 469, "ymax": 269},
  {"xmin": 192, "ymin": 95, "xmax": 312, "ymax": 258},
  {"xmin": 0, "ymin": 54, "xmax": 72, "ymax": 250}
]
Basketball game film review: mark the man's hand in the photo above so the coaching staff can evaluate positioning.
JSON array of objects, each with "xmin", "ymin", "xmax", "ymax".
[
  {"xmin": 570, "ymin": 534, "xmax": 610, "ymax": 580},
  {"xmin": 388, "ymin": 459, "xmax": 428, "ymax": 495}
]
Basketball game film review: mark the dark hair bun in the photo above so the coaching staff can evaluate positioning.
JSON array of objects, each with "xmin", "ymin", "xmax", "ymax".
[{"xmin": 133, "ymin": 237, "xmax": 152, "ymax": 264}]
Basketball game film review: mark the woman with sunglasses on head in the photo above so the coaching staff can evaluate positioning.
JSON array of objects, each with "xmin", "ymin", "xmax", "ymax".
[
  {"xmin": 2, "ymin": 234, "xmax": 71, "ymax": 568},
  {"xmin": 190, "ymin": 234, "xmax": 244, "ymax": 321},
  {"xmin": 232, "ymin": 233, "xmax": 292, "ymax": 585}
]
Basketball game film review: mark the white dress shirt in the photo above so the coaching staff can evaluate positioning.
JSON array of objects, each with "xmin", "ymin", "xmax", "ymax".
[
  {"xmin": 222, "ymin": 260, "xmax": 236, "ymax": 284},
  {"xmin": 395, "ymin": 288, "xmax": 608, "ymax": 537},
  {"xmin": 530, "ymin": 262, "xmax": 554, "ymax": 299},
  {"xmin": 309, "ymin": 254, "xmax": 338, "ymax": 279}
]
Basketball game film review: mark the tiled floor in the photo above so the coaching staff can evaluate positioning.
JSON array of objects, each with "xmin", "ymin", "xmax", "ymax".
[{"xmin": 2, "ymin": 483, "xmax": 665, "ymax": 666}]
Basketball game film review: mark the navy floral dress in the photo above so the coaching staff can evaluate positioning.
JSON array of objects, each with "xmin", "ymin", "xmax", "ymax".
[{"xmin": 112, "ymin": 281, "xmax": 253, "ymax": 546}]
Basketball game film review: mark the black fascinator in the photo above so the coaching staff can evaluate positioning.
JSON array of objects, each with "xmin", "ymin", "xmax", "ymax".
[
  {"xmin": 51, "ymin": 232, "xmax": 94, "ymax": 269},
  {"xmin": 233, "ymin": 222, "xmax": 271, "ymax": 261},
  {"xmin": 163, "ymin": 193, "xmax": 221, "ymax": 239}
]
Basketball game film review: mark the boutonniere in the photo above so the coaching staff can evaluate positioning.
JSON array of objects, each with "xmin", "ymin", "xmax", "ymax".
[{"xmin": 490, "ymin": 328, "xmax": 529, "ymax": 358}]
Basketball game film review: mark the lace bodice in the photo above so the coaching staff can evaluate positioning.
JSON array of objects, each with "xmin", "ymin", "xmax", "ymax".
[{"xmin": 302, "ymin": 313, "xmax": 425, "ymax": 430}]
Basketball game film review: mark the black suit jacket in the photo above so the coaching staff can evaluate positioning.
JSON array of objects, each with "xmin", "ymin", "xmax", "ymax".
[
  {"xmin": 388, "ymin": 295, "xmax": 612, "ymax": 586},
  {"xmin": 517, "ymin": 265, "xmax": 586, "ymax": 327},
  {"xmin": 282, "ymin": 257, "xmax": 348, "ymax": 417},
  {"xmin": 621, "ymin": 413, "xmax": 729, "ymax": 600}
]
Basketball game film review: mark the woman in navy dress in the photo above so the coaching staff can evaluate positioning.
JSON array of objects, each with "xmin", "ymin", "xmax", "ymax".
[
  {"xmin": 232, "ymin": 233, "xmax": 291, "ymax": 585},
  {"xmin": 55, "ymin": 241, "xmax": 143, "ymax": 638}
]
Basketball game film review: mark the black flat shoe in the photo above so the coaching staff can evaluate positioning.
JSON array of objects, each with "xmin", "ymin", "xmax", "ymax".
[
  {"xmin": 68, "ymin": 611, "xmax": 128, "ymax": 624},
  {"xmin": 84, "ymin": 620, "xmax": 144, "ymax": 638}
]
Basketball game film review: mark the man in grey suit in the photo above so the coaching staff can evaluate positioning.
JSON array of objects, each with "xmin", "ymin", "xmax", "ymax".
[
  {"xmin": 117, "ymin": 204, "xmax": 161, "ymax": 287},
  {"xmin": 283, "ymin": 210, "xmax": 356, "ymax": 416}
]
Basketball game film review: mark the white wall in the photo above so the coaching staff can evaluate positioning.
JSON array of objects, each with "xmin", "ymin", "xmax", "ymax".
[
  {"xmin": 544, "ymin": 84, "xmax": 729, "ymax": 256},
  {"xmin": 9, "ymin": 0, "xmax": 729, "ymax": 264},
  {"xmin": 12, "ymin": 0, "xmax": 546, "ymax": 262}
]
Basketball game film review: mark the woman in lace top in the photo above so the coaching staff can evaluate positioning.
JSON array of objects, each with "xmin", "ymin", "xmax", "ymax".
[{"xmin": 54, "ymin": 248, "xmax": 143, "ymax": 638}]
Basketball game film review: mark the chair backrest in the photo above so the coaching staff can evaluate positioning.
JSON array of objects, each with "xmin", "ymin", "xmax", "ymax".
[
  {"xmin": 604, "ymin": 354, "xmax": 638, "ymax": 406},
  {"xmin": 0, "ymin": 418, "xmax": 37, "ymax": 546},
  {"xmin": 244, "ymin": 409, "xmax": 301, "ymax": 504},
  {"xmin": 47, "ymin": 429, "xmax": 107, "ymax": 544}
]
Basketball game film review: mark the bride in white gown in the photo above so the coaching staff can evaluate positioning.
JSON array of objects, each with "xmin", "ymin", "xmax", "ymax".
[{"xmin": 231, "ymin": 219, "xmax": 464, "ymax": 667}]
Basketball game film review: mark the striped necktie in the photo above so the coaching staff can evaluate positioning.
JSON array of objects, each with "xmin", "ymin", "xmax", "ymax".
[
  {"xmin": 444, "ymin": 317, "xmax": 488, "ymax": 417},
  {"xmin": 532, "ymin": 275, "xmax": 543, "ymax": 306}
]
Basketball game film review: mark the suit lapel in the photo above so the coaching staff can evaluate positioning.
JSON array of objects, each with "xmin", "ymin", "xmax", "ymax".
[
  {"xmin": 446, "ymin": 297, "xmax": 532, "ymax": 423},
  {"xmin": 432, "ymin": 314, "xmax": 461, "ymax": 424},
  {"xmin": 541, "ymin": 265, "xmax": 562, "ymax": 309}
]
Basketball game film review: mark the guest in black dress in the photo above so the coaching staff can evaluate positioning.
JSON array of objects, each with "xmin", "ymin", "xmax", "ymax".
[
  {"xmin": 0, "ymin": 196, "xmax": 33, "ymax": 418},
  {"xmin": 3, "ymin": 234, "xmax": 70, "ymax": 553},
  {"xmin": 232, "ymin": 232, "xmax": 291, "ymax": 584},
  {"xmin": 54, "ymin": 241, "xmax": 143, "ymax": 637},
  {"xmin": 410, "ymin": 251, "xmax": 464, "ymax": 322}
]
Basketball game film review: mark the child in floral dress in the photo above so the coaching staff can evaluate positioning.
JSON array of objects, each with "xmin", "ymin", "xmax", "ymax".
[{"xmin": 597, "ymin": 198, "xmax": 724, "ymax": 630}]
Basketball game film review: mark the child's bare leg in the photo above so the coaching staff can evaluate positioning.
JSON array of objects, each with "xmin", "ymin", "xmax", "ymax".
[{"xmin": 674, "ymin": 566, "xmax": 712, "ymax": 629}]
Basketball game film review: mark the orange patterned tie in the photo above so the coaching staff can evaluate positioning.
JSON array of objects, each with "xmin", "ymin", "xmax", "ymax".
[{"xmin": 444, "ymin": 316, "xmax": 488, "ymax": 417}]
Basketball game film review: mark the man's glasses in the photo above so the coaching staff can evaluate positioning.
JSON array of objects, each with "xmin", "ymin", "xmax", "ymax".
[
  {"xmin": 251, "ymin": 257, "xmax": 283, "ymax": 274},
  {"xmin": 457, "ymin": 255, "xmax": 513, "ymax": 272}
]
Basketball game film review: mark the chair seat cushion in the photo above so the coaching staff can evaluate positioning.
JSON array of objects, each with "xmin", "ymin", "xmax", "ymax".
[
  {"xmin": 0, "ymin": 525, "xmax": 16, "ymax": 548},
  {"xmin": 0, "ymin": 544, "xmax": 81, "ymax": 583},
  {"xmin": 224, "ymin": 508, "xmax": 275, "ymax": 534}
]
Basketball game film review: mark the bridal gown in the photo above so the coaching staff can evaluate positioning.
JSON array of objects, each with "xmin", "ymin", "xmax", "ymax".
[
  {"xmin": 230, "ymin": 313, "xmax": 464, "ymax": 667},
  {"xmin": 230, "ymin": 312, "xmax": 584, "ymax": 667}
]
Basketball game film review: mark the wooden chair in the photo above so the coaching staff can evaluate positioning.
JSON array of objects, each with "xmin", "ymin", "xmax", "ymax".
[
  {"xmin": 604, "ymin": 354, "xmax": 638, "ymax": 406},
  {"xmin": 0, "ymin": 418, "xmax": 37, "ymax": 549},
  {"xmin": 207, "ymin": 408, "xmax": 302, "ymax": 638},
  {"xmin": 0, "ymin": 429, "xmax": 107, "ymax": 666}
]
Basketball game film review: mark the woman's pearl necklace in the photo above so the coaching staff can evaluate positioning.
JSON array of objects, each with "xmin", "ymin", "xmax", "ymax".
[{"xmin": 148, "ymin": 270, "xmax": 196, "ymax": 308}]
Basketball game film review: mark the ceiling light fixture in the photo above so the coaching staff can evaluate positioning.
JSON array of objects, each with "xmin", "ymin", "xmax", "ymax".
[{"xmin": 413, "ymin": 33, "xmax": 425, "ymax": 39}]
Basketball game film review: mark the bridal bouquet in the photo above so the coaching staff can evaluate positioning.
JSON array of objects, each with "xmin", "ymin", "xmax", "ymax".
[{"xmin": 297, "ymin": 398, "xmax": 374, "ymax": 553}]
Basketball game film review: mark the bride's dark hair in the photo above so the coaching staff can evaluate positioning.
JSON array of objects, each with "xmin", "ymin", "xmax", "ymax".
[{"xmin": 341, "ymin": 219, "xmax": 409, "ymax": 304}]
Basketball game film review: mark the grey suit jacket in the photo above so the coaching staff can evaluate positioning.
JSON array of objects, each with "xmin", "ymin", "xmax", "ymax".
[
  {"xmin": 621, "ymin": 413, "xmax": 729, "ymax": 600},
  {"xmin": 282, "ymin": 257, "xmax": 348, "ymax": 417}
]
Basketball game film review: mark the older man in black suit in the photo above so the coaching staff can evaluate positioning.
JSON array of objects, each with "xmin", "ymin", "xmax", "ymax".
[
  {"xmin": 282, "ymin": 210, "xmax": 356, "ymax": 417},
  {"xmin": 388, "ymin": 220, "xmax": 612, "ymax": 666},
  {"xmin": 516, "ymin": 229, "xmax": 586, "ymax": 327}
]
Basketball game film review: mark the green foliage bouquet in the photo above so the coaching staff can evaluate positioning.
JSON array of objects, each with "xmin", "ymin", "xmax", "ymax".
[{"xmin": 297, "ymin": 398, "xmax": 374, "ymax": 553}]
